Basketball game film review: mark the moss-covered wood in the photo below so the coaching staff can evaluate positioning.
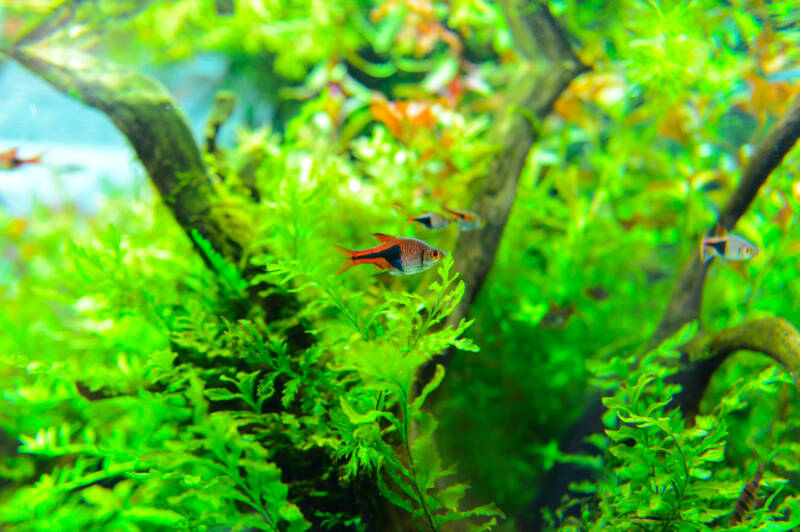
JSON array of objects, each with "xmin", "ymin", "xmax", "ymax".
[
  {"xmin": 682, "ymin": 317, "xmax": 800, "ymax": 388},
  {"xmin": 423, "ymin": 2, "xmax": 588, "ymax": 386},
  {"xmin": 10, "ymin": 44, "xmax": 244, "ymax": 269},
  {"xmin": 524, "ymin": 65, "xmax": 800, "ymax": 532},
  {"xmin": 653, "ymin": 96, "xmax": 800, "ymax": 347}
]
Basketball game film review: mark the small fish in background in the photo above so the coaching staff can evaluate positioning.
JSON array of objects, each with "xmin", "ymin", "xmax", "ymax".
[
  {"xmin": 729, "ymin": 462, "xmax": 765, "ymax": 525},
  {"xmin": 334, "ymin": 233, "xmax": 446, "ymax": 275},
  {"xmin": 213, "ymin": 0, "xmax": 235, "ymax": 15},
  {"xmin": 0, "ymin": 148, "xmax": 41, "ymax": 171},
  {"xmin": 392, "ymin": 202, "xmax": 451, "ymax": 230},
  {"xmin": 585, "ymin": 285, "xmax": 609, "ymax": 301},
  {"xmin": 700, "ymin": 227, "xmax": 759, "ymax": 263},
  {"xmin": 441, "ymin": 204, "xmax": 486, "ymax": 230},
  {"xmin": 538, "ymin": 301, "xmax": 582, "ymax": 329}
]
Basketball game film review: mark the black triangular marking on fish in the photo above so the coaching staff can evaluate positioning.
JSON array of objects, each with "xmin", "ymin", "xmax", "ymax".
[
  {"xmin": 360, "ymin": 245, "xmax": 403, "ymax": 272},
  {"xmin": 706, "ymin": 240, "xmax": 727, "ymax": 256},
  {"xmin": 414, "ymin": 216, "xmax": 434, "ymax": 229}
]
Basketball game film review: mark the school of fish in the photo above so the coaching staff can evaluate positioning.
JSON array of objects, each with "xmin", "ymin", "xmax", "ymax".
[
  {"xmin": 335, "ymin": 201, "xmax": 485, "ymax": 276},
  {"xmin": 2, "ymin": 143, "xmax": 762, "ymax": 327}
]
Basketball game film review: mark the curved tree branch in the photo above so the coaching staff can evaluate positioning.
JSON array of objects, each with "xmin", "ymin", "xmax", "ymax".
[
  {"xmin": 10, "ymin": 44, "xmax": 243, "ymax": 264},
  {"xmin": 420, "ymin": 2, "xmax": 588, "ymax": 387},
  {"xmin": 521, "ymin": 96, "xmax": 800, "ymax": 531},
  {"xmin": 652, "ymin": 95, "xmax": 800, "ymax": 347},
  {"xmin": 681, "ymin": 317, "xmax": 800, "ymax": 390},
  {"xmin": 8, "ymin": 43, "xmax": 301, "ymax": 317},
  {"xmin": 8, "ymin": 41, "xmax": 394, "ymax": 529}
]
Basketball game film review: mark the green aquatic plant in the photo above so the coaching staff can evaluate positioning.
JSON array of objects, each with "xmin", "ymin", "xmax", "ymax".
[
  {"xmin": 4, "ymin": 0, "xmax": 800, "ymax": 530},
  {"xmin": 549, "ymin": 323, "xmax": 800, "ymax": 531}
]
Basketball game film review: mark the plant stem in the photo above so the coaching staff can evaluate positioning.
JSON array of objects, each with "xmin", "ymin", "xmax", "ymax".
[{"xmin": 399, "ymin": 388, "xmax": 437, "ymax": 532}]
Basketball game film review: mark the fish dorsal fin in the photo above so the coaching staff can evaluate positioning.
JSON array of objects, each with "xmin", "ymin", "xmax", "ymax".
[
  {"xmin": 712, "ymin": 223, "xmax": 727, "ymax": 237},
  {"xmin": 441, "ymin": 203, "xmax": 467, "ymax": 220},
  {"xmin": 373, "ymin": 233, "xmax": 396, "ymax": 243}
]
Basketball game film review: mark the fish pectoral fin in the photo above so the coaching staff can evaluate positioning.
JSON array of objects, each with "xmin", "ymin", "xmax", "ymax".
[{"xmin": 372, "ymin": 233, "xmax": 396, "ymax": 243}]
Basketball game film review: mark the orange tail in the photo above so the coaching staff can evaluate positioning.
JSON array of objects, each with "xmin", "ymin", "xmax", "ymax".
[
  {"xmin": 22, "ymin": 154, "xmax": 42, "ymax": 165},
  {"xmin": 332, "ymin": 244, "xmax": 356, "ymax": 275}
]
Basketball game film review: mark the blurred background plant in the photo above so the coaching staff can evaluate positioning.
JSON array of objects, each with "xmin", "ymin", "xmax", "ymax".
[{"xmin": 1, "ymin": 0, "xmax": 800, "ymax": 530}]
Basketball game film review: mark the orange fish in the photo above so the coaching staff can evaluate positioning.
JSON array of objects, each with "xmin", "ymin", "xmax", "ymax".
[
  {"xmin": 0, "ymin": 148, "xmax": 41, "ymax": 170},
  {"xmin": 441, "ymin": 204, "xmax": 485, "ymax": 230},
  {"xmin": 334, "ymin": 233, "xmax": 445, "ymax": 275},
  {"xmin": 392, "ymin": 202, "xmax": 451, "ymax": 230}
]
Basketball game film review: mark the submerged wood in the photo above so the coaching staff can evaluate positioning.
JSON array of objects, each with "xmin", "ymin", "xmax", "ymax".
[
  {"xmin": 10, "ymin": 44, "xmax": 243, "ymax": 267},
  {"xmin": 681, "ymin": 318, "xmax": 800, "ymax": 390},
  {"xmin": 522, "ymin": 97, "xmax": 800, "ymax": 531},
  {"xmin": 653, "ymin": 95, "xmax": 800, "ymax": 347},
  {"xmin": 421, "ymin": 1, "xmax": 589, "ymax": 388}
]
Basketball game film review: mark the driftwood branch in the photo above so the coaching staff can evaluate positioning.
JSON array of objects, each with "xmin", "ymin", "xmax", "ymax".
[
  {"xmin": 680, "ymin": 317, "xmax": 800, "ymax": 391},
  {"xmin": 652, "ymin": 95, "xmax": 800, "ymax": 346},
  {"xmin": 452, "ymin": 2, "xmax": 587, "ymax": 320},
  {"xmin": 10, "ymin": 44, "xmax": 244, "ymax": 265},
  {"xmin": 521, "ymin": 96, "xmax": 800, "ymax": 531},
  {"xmin": 420, "ymin": 2, "xmax": 588, "ymax": 387},
  {"xmin": 10, "ymin": 40, "xmax": 410, "ymax": 530},
  {"xmin": 9, "ymin": 43, "xmax": 297, "ymax": 316},
  {"xmin": 205, "ymin": 91, "xmax": 237, "ymax": 155}
]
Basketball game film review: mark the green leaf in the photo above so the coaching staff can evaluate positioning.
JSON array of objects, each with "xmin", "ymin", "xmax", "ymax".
[
  {"xmin": 373, "ymin": 3, "xmax": 407, "ymax": 53},
  {"xmin": 412, "ymin": 364, "xmax": 445, "ymax": 411},
  {"xmin": 204, "ymin": 388, "xmax": 242, "ymax": 402},
  {"xmin": 122, "ymin": 507, "xmax": 185, "ymax": 525},
  {"xmin": 422, "ymin": 55, "xmax": 460, "ymax": 93}
]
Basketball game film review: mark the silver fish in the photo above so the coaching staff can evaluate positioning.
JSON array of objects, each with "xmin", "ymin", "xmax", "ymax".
[{"xmin": 701, "ymin": 234, "xmax": 758, "ymax": 263}]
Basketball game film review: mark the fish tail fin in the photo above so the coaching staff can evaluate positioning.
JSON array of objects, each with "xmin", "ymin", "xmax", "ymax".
[
  {"xmin": 701, "ymin": 243, "xmax": 715, "ymax": 263},
  {"xmin": 332, "ymin": 244, "xmax": 356, "ymax": 275},
  {"xmin": 702, "ymin": 239, "xmax": 727, "ymax": 263}
]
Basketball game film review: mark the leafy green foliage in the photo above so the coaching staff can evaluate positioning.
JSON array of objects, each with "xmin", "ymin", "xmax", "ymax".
[
  {"xmin": 4, "ymin": 0, "xmax": 800, "ymax": 530},
  {"xmin": 549, "ymin": 324, "xmax": 800, "ymax": 530}
]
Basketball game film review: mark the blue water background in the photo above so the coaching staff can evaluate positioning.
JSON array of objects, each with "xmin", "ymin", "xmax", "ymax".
[{"xmin": 0, "ymin": 54, "xmax": 264, "ymax": 214}]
